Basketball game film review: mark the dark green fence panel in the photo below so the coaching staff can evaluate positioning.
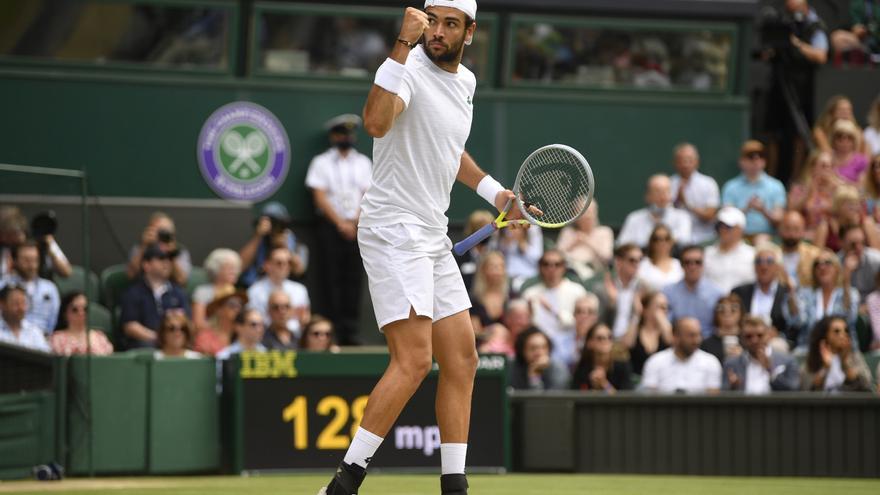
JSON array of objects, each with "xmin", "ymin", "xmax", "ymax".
[
  {"xmin": 0, "ymin": 72, "xmax": 748, "ymax": 227},
  {"xmin": 148, "ymin": 358, "xmax": 220, "ymax": 473},
  {"xmin": 512, "ymin": 392, "xmax": 880, "ymax": 478},
  {"xmin": 0, "ymin": 392, "xmax": 56, "ymax": 480},
  {"xmin": 68, "ymin": 353, "xmax": 149, "ymax": 474}
]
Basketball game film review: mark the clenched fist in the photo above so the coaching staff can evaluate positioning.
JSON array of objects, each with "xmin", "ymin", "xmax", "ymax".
[{"xmin": 399, "ymin": 7, "xmax": 429, "ymax": 44}]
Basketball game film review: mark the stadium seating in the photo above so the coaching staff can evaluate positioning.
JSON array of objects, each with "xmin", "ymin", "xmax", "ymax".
[
  {"xmin": 54, "ymin": 265, "xmax": 100, "ymax": 302},
  {"xmin": 100, "ymin": 264, "xmax": 132, "ymax": 311},
  {"xmin": 185, "ymin": 266, "xmax": 210, "ymax": 297},
  {"xmin": 87, "ymin": 302, "xmax": 113, "ymax": 336}
]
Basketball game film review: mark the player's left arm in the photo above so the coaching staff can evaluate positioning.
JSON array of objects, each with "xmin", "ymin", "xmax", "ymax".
[{"xmin": 456, "ymin": 151, "xmax": 522, "ymax": 220}]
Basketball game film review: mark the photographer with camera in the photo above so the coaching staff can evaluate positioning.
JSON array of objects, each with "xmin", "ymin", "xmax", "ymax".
[
  {"xmin": 126, "ymin": 212, "xmax": 192, "ymax": 286},
  {"xmin": 238, "ymin": 202, "xmax": 307, "ymax": 287},
  {"xmin": 0, "ymin": 206, "xmax": 28, "ymax": 280},
  {"xmin": 30, "ymin": 210, "xmax": 72, "ymax": 280},
  {"xmin": 761, "ymin": 0, "xmax": 829, "ymax": 185}
]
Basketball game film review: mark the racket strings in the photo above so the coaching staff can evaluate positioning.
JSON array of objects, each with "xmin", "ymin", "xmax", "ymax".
[{"xmin": 519, "ymin": 147, "xmax": 592, "ymax": 226}]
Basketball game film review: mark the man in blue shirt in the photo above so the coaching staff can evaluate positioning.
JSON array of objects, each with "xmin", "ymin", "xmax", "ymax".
[
  {"xmin": 119, "ymin": 244, "xmax": 190, "ymax": 349},
  {"xmin": 0, "ymin": 240, "xmax": 59, "ymax": 334},
  {"xmin": 721, "ymin": 140, "xmax": 786, "ymax": 238},
  {"xmin": 663, "ymin": 245, "xmax": 725, "ymax": 338}
]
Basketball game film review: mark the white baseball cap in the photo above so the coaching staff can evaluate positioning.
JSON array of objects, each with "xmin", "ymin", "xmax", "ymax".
[
  {"xmin": 424, "ymin": 0, "xmax": 477, "ymax": 20},
  {"xmin": 717, "ymin": 206, "xmax": 746, "ymax": 229}
]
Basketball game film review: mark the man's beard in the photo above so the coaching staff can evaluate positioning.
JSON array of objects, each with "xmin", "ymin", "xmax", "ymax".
[{"xmin": 423, "ymin": 35, "xmax": 465, "ymax": 63}]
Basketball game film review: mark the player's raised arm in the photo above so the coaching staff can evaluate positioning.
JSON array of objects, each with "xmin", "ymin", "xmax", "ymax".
[{"xmin": 362, "ymin": 7, "xmax": 428, "ymax": 138}]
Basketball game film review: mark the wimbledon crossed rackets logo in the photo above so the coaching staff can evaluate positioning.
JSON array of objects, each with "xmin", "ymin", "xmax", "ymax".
[{"xmin": 197, "ymin": 102, "xmax": 290, "ymax": 201}]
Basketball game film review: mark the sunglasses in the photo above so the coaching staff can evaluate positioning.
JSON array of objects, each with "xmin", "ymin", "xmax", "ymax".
[
  {"xmin": 743, "ymin": 152, "xmax": 763, "ymax": 160},
  {"xmin": 716, "ymin": 304, "xmax": 741, "ymax": 313},
  {"xmin": 742, "ymin": 332, "xmax": 763, "ymax": 340},
  {"xmin": 540, "ymin": 261, "xmax": 565, "ymax": 268},
  {"xmin": 165, "ymin": 325, "xmax": 186, "ymax": 332},
  {"xmin": 625, "ymin": 257, "xmax": 643, "ymax": 264},
  {"xmin": 754, "ymin": 257, "xmax": 776, "ymax": 266},
  {"xmin": 69, "ymin": 304, "xmax": 88, "ymax": 314},
  {"xmin": 270, "ymin": 303, "xmax": 291, "ymax": 311},
  {"xmin": 682, "ymin": 258, "xmax": 703, "ymax": 266}
]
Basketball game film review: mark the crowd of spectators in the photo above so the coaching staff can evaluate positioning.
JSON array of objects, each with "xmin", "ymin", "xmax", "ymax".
[{"xmin": 3, "ymin": 94, "xmax": 880, "ymax": 395}]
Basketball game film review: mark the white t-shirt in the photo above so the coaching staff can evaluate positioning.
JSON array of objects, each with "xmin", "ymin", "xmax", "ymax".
[
  {"xmin": 360, "ymin": 45, "xmax": 476, "ymax": 230},
  {"xmin": 638, "ymin": 258, "xmax": 684, "ymax": 291},
  {"xmin": 640, "ymin": 348, "xmax": 722, "ymax": 394},
  {"xmin": 247, "ymin": 278, "xmax": 310, "ymax": 333},
  {"xmin": 616, "ymin": 207, "xmax": 692, "ymax": 248},
  {"xmin": 703, "ymin": 242, "xmax": 756, "ymax": 293},
  {"xmin": 305, "ymin": 147, "xmax": 372, "ymax": 220},
  {"xmin": 670, "ymin": 171, "xmax": 721, "ymax": 244}
]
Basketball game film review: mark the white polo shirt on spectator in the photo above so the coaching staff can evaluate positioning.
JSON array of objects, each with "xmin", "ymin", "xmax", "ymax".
[
  {"xmin": 703, "ymin": 242, "xmax": 756, "ymax": 293},
  {"xmin": 0, "ymin": 318, "xmax": 51, "ymax": 353},
  {"xmin": 617, "ymin": 207, "xmax": 692, "ymax": 248},
  {"xmin": 670, "ymin": 171, "xmax": 720, "ymax": 245},
  {"xmin": 247, "ymin": 278, "xmax": 310, "ymax": 333},
  {"xmin": 305, "ymin": 147, "xmax": 372, "ymax": 221},
  {"xmin": 640, "ymin": 347, "xmax": 722, "ymax": 394}
]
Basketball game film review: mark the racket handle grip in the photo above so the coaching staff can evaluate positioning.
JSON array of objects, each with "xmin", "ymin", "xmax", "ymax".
[{"xmin": 453, "ymin": 222, "xmax": 497, "ymax": 256}]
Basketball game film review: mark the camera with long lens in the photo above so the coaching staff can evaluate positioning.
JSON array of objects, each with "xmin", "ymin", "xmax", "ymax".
[
  {"xmin": 758, "ymin": 6, "xmax": 796, "ymax": 53},
  {"xmin": 157, "ymin": 229, "xmax": 175, "ymax": 243},
  {"xmin": 30, "ymin": 211, "xmax": 58, "ymax": 239},
  {"xmin": 269, "ymin": 217, "xmax": 288, "ymax": 234}
]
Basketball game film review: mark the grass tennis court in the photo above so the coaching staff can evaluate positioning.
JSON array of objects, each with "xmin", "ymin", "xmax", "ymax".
[{"xmin": 2, "ymin": 474, "xmax": 879, "ymax": 495}]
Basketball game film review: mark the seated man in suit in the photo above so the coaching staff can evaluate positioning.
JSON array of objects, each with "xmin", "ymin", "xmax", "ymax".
[
  {"xmin": 723, "ymin": 314, "xmax": 800, "ymax": 394},
  {"xmin": 732, "ymin": 242, "xmax": 792, "ymax": 349}
]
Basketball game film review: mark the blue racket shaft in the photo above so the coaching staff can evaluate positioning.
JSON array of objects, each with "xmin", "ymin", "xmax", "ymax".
[{"xmin": 453, "ymin": 222, "xmax": 497, "ymax": 256}]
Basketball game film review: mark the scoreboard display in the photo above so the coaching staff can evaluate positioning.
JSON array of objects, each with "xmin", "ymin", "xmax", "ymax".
[{"xmin": 225, "ymin": 352, "xmax": 509, "ymax": 473}]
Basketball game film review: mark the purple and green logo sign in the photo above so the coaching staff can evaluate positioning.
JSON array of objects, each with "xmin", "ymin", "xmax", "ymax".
[{"xmin": 197, "ymin": 102, "xmax": 290, "ymax": 201}]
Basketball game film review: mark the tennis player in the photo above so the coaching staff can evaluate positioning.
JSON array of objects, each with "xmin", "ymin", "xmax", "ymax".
[{"xmin": 319, "ymin": 1, "xmax": 528, "ymax": 494}]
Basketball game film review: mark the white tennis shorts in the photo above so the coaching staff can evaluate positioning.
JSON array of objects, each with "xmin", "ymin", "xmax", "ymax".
[{"xmin": 358, "ymin": 223, "xmax": 471, "ymax": 329}]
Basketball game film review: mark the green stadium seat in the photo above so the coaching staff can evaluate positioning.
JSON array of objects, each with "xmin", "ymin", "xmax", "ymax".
[
  {"xmin": 54, "ymin": 265, "xmax": 100, "ymax": 302},
  {"xmin": 87, "ymin": 302, "xmax": 113, "ymax": 335},
  {"xmin": 185, "ymin": 266, "xmax": 210, "ymax": 298},
  {"xmin": 100, "ymin": 264, "xmax": 133, "ymax": 311}
]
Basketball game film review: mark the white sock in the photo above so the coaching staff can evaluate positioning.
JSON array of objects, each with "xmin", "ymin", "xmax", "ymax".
[
  {"xmin": 440, "ymin": 443, "xmax": 467, "ymax": 475},
  {"xmin": 344, "ymin": 427, "xmax": 384, "ymax": 468}
]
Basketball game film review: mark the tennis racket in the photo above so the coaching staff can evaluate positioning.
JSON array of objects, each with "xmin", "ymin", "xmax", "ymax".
[{"xmin": 453, "ymin": 144, "xmax": 595, "ymax": 256}]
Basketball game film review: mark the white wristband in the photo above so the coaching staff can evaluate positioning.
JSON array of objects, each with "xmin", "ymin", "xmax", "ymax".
[
  {"xmin": 374, "ymin": 58, "xmax": 405, "ymax": 94},
  {"xmin": 477, "ymin": 175, "xmax": 505, "ymax": 207}
]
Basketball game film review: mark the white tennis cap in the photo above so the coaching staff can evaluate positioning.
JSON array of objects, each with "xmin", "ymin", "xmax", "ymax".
[
  {"xmin": 424, "ymin": 0, "xmax": 477, "ymax": 20},
  {"xmin": 717, "ymin": 206, "xmax": 746, "ymax": 229}
]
